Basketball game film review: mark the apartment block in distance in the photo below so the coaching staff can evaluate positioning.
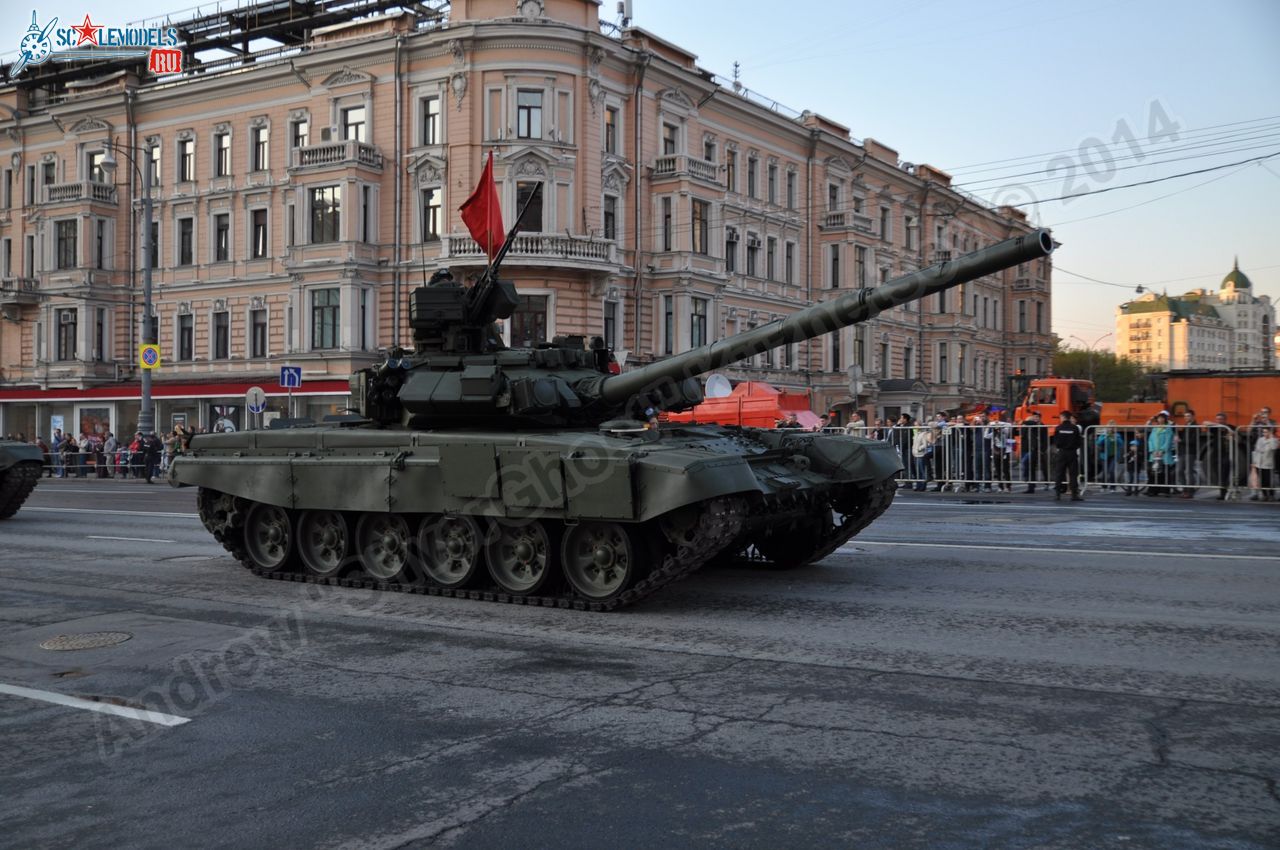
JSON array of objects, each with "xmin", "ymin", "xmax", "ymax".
[{"xmin": 0, "ymin": 0, "xmax": 1053, "ymax": 440}]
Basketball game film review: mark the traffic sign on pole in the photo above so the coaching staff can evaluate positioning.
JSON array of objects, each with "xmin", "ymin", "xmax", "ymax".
[
  {"xmin": 245, "ymin": 386, "xmax": 267, "ymax": 414},
  {"xmin": 279, "ymin": 366, "xmax": 302, "ymax": 389},
  {"xmin": 139, "ymin": 343, "xmax": 162, "ymax": 369}
]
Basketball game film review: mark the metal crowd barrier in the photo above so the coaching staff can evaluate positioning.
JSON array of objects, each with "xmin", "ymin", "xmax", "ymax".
[{"xmin": 1080, "ymin": 423, "xmax": 1247, "ymax": 500}]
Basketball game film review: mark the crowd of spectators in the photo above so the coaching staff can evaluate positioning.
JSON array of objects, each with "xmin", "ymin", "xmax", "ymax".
[{"xmin": 6, "ymin": 424, "xmax": 201, "ymax": 484}]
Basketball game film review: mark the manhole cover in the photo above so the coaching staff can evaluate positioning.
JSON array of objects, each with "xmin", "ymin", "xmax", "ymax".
[{"xmin": 39, "ymin": 632, "xmax": 133, "ymax": 651}]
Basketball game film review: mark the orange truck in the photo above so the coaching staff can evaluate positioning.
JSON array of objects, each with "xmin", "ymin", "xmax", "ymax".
[
  {"xmin": 1013, "ymin": 372, "xmax": 1280, "ymax": 427},
  {"xmin": 662, "ymin": 381, "xmax": 824, "ymax": 429}
]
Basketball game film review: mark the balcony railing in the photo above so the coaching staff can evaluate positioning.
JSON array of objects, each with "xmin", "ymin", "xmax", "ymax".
[
  {"xmin": 291, "ymin": 140, "xmax": 383, "ymax": 170},
  {"xmin": 42, "ymin": 181, "xmax": 117, "ymax": 205},
  {"xmin": 821, "ymin": 210, "xmax": 874, "ymax": 233},
  {"xmin": 652, "ymin": 154, "xmax": 720, "ymax": 184},
  {"xmin": 0, "ymin": 276, "xmax": 39, "ymax": 306},
  {"xmin": 1012, "ymin": 275, "xmax": 1047, "ymax": 292},
  {"xmin": 445, "ymin": 232, "xmax": 617, "ymax": 264}
]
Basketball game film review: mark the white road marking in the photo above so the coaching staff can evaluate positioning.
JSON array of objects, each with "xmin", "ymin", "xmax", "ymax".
[
  {"xmin": 23, "ymin": 506, "xmax": 198, "ymax": 519},
  {"xmin": 846, "ymin": 540, "xmax": 1280, "ymax": 561},
  {"xmin": 0, "ymin": 683, "xmax": 190, "ymax": 727},
  {"xmin": 87, "ymin": 535, "xmax": 176, "ymax": 543}
]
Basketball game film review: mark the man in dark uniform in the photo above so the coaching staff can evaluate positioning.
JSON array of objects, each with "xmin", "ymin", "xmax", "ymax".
[
  {"xmin": 1203, "ymin": 412, "xmax": 1236, "ymax": 500},
  {"xmin": 1051, "ymin": 410, "xmax": 1084, "ymax": 501},
  {"xmin": 1020, "ymin": 411, "xmax": 1048, "ymax": 492}
]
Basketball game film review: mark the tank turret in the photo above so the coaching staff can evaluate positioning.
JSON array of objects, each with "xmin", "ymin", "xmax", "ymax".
[{"xmin": 355, "ymin": 229, "xmax": 1054, "ymax": 429}]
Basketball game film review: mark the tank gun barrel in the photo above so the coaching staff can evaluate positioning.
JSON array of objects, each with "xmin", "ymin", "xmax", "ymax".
[{"xmin": 600, "ymin": 228, "xmax": 1054, "ymax": 405}]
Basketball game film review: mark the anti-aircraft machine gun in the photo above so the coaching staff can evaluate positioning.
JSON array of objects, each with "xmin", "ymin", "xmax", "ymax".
[{"xmin": 174, "ymin": 205, "xmax": 1053, "ymax": 610}]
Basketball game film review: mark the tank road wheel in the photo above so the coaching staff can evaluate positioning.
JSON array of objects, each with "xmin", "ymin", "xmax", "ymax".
[
  {"xmin": 417, "ymin": 515, "xmax": 483, "ymax": 589},
  {"xmin": 297, "ymin": 510, "xmax": 351, "ymax": 579},
  {"xmin": 243, "ymin": 502, "xmax": 295, "ymax": 572},
  {"xmin": 561, "ymin": 521, "xmax": 641, "ymax": 602},
  {"xmin": 485, "ymin": 519, "xmax": 555, "ymax": 595},
  {"xmin": 355, "ymin": 513, "xmax": 413, "ymax": 582}
]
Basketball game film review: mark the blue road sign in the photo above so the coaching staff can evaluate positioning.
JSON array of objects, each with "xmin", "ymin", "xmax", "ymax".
[{"xmin": 279, "ymin": 366, "xmax": 302, "ymax": 389}]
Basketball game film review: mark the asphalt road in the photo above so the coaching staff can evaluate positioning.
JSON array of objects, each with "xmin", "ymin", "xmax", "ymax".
[{"xmin": 1, "ymin": 479, "xmax": 1277, "ymax": 849}]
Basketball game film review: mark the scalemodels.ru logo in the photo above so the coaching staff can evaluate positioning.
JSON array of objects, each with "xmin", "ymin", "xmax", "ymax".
[{"xmin": 8, "ymin": 10, "xmax": 182, "ymax": 79}]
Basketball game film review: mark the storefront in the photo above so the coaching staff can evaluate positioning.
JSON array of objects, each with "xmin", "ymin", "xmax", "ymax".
[{"xmin": 0, "ymin": 379, "xmax": 351, "ymax": 441}]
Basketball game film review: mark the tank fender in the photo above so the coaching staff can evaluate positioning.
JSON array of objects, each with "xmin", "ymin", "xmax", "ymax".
[
  {"xmin": 0, "ymin": 442, "xmax": 43, "ymax": 471},
  {"xmin": 632, "ymin": 454, "xmax": 761, "ymax": 522},
  {"xmin": 170, "ymin": 456, "xmax": 297, "ymax": 508},
  {"xmin": 795, "ymin": 435, "xmax": 904, "ymax": 484}
]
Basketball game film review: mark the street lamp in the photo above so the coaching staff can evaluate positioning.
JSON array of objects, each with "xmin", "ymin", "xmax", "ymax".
[
  {"xmin": 1068, "ymin": 332, "xmax": 1112, "ymax": 383},
  {"xmin": 100, "ymin": 140, "xmax": 155, "ymax": 435}
]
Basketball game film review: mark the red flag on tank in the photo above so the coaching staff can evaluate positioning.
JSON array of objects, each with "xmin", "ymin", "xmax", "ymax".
[{"xmin": 460, "ymin": 150, "xmax": 505, "ymax": 260}]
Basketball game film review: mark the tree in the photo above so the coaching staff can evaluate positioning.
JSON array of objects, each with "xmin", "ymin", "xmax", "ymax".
[{"xmin": 1052, "ymin": 346, "xmax": 1151, "ymax": 402}]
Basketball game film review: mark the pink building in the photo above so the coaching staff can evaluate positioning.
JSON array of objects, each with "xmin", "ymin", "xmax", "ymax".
[{"xmin": 0, "ymin": 0, "xmax": 1052, "ymax": 439}]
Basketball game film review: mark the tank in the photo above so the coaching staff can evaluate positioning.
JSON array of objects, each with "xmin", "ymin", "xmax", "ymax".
[
  {"xmin": 0, "ymin": 440, "xmax": 44, "ymax": 519},
  {"xmin": 173, "ymin": 228, "xmax": 1054, "ymax": 610}
]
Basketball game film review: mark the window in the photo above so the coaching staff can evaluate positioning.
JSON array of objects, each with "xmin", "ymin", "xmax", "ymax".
[
  {"xmin": 178, "ymin": 314, "xmax": 194, "ymax": 360},
  {"xmin": 342, "ymin": 106, "xmax": 366, "ymax": 142},
  {"xmin": 786, "ymin": 171, "xmax": 796, "ymax": 210},
  {"xmin": 251, "ymin": 309, "xmax": 267, "ymax": 358},
  {"xmin": 178, "ymin": 139, "xmax": 194, "ymax": 182},
  {"xmin": 291, "ymin": 117, "xmax": 309, "ymax": 149},
  {"xmin": 1018, "ymin": 300, "xmax": 1027, "ymax": 333},
  {"xmin": 726, "ymin": 150, "xmax": 737, "ymax": 193},
  {"xmin": 831, "ymin": 331, "xmax": 841, "ymax": 372},
  {"xmin": 691, "ymin": 199, "xmax": 709, "ymax": 255},
  {"xmin": 603, "ymin": 300, "xmax": 618, "ymax": 349},
  {"xmin": 604, "ymin": 106, "xmax": 618, "ymax": 154},
  {"xmin": 746, "ymin": 236, "xmax": 759, "ymax": 277},
  {"xmin": 178, "ymin": 217, "xmax": 193, "ymax": 266},
  {"xmin": 360, "ymin": 186, "xmax": 372, "ymax": 243},
  {"xmin": 213, "ymin": 311, "xmax": 229, "ymax": 359},
  {"xmin": 724, "ymin": 227, "xmax": 738, "ymax": 274},
  {"xmin": 938, "ymin": 342, "xmax": 948, "ymax": 382},
  {"xmin": 310, "ymin": 187, "xmax": 341, "ymax": 244},
  {"xmin": 829, "ymin": 244, "xmax": 840, "ymax": 288},
  {"xmin": 855, "ymin": 245, "xmax": 867, "ymax": 287},
  {"xmin": 747, "ymin": 155, "xmax": 758, "ymax": 198},
  {"xmin": 516, "ymin": 90, "xmax": 542, "ymax": 139},
  {"xmin": 149, "ymin": 144, "xmax": 161, "ymax": 187},
  {"xmin": 311, "ymin": 288, "xmax": 340, "ymax": 350},
  {"xmin": 149, "ymin": 221, "xmax": 159, "ymax": 268},
  {"xmin": 56, "ymin": 220, "xmax": 76, "ymax": 269},
  {"xmin": 421, "ymin": 188, "xmax": 441, "ymax": 241},
  {"xmin": 828, "ymin": 184, "xmax": 839, "ymax": 211},
  {"xmin": 94, "ymin": 219, "xmax": 107, "ymax": 270},
  {"xmin": 880, "ymin": 206, "xmax": 892, "ymax": 242},
  {"xmin": 2, "ymin": 169, "xmax": 10, "ymax": 208},
  {"xmin": 56, "ymin": 308, "xmax": 76, "ymax": 360},
  {"xmin": 42, "ymin": 161, "xmax": 56, "ymax": 187},
  {"xmin": 662, "ymin": 123, "xmax": 678, "ymax": 155},
  {"xmin": 958, "ymin": 343, "xmax": 967, "ymax": 385},
  {"xmin": 359, "ymin": 288, "xmax": 370, "ymax": 351},
  {"xmin": 603, "ymin": 195, "xmax": 617, "ymax": 241},
  {"xmin": 904, "ymin": 214, "xmax": 917, "ymax": 250},
  {"xmin": 784, "ymin": 242, "xmax": 794, "ymax": 284},
  {"xmin": 703, "ymin": 139, "xmax": 715, "ymax": 162},
  {"xmin": 766, "ymin": 237, "xmax": 777, "ymax": 280},
  {"xmin": 936, "ymin": 290, "xmax": 947, "ymax": 313},
  {"xmin": 690, "ymin": 297, "xmax": 708, "ymax": 348},
  {"xmin": 516, "ymin": 181, "xmax": 543, "ymax": 232},
  {"xmin": 251, "ymin": 127, "xmax": 268, "ymax": 171},
  {"xmin": 660, "ymin": 197, "xmax": 672, "ymax": 251},
  {"xmin": 663, "ymin": 295, "xmax": 673, "ymax": 355},
  {"xmin": 214, "ymin": 132, "xmax": 230, "ymax": 177},
  {"xmin": 87, "ymin": 150, "xmax": 106, "ymax": 183},
  {"xmin": 214, "ymin": 213, "xmax": 229, "ymax": 261},
  {"xmin": 1, "ymin": 238, "xmax": 9, "ymax": 276},
  {"xmin": 510, "ymin": 294, "xmax": 548, "ymax": 348},
  {"xmin": 904, "ymin": 344, "xmax": 914, "ymax": 379},
  {"xmin": 421, "ymin": 95, "xmax": 441, "ymax": 145},
  {"xmin": 93, "ymin": 307, "xmax": 106, "ymax": 362},
  {"xmin": 1035, "ymin": 301, "xmax": 1044, "ymax": 334},
  {"xmin": 767, "ymin": 163, "xmax": 777, "ymax": 205},
  {"xmin": 251, "ymin": 209, "xmax": 268, "ymax": 258}
]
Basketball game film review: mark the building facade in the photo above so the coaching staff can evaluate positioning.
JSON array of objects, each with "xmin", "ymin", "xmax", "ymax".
[
  {"xmin": 0, "ymin": 0, "xmax": 1052, "ymax": 441},
  {"xmin": 1116, "ymin": 260, "xmax": 1274, "ymax": 371}
]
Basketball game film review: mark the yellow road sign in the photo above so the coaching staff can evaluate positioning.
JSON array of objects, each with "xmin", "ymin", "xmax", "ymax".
[{"xmin": 139, "ymin": 343, "xmax": 162, "ymax": 369}]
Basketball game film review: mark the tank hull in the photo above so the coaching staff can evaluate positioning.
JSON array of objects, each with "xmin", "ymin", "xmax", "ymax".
[
  {"xmin": 174, "ymin": 424, "xmax": 902, "ymax": 610},
  {"xmin": 0, "ymin": 440, "xmax": 43, "ymax": 519}
]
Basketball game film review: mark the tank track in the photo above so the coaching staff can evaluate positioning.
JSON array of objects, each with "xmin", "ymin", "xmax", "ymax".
[
  {"xmin": 196, "ymin": 488, "xmax": 749, "ymax": 612},
  {"xmin": 737, "ymin": 478, "xmax": 897, "ymax": 568},
  {"xmin": 0, "ymin": 463, "xmax": 42, "ymax": 519}
]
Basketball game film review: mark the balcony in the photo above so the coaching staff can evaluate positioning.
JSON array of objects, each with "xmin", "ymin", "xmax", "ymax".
[
  {"xmin": 1012, "ymin": 275, "xmax": 1047, "ymax": 292},
  {"xmin": 821, "ymin": 210, "xmax": 874, "ymax": 233},
  {"xmin": 290, "ymin": 140, "xmax": 383, "ymax": 171},
  {"xmin": 0, "ymin": 276, "xmax": 39, "ymax": 307},
  {"xmin": 651, "ymin": 154, "xmax": 720, "ymax": 185},
  {"xmin": 42, "ymin": 181, "xmax": 117, "ymax": 205},
  {"xmin": 443, "ymin": 232, "xmax": 619, "ymax": 268}
]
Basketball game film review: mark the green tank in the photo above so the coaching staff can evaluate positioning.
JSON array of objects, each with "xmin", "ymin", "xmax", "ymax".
[
  {"xmin": 173, "ymin": 228, "xmax": 1053, "ymax": 610},
  {"xmin": 0, "ymin": 439, "xmax": 44, "ymax": 519}
]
